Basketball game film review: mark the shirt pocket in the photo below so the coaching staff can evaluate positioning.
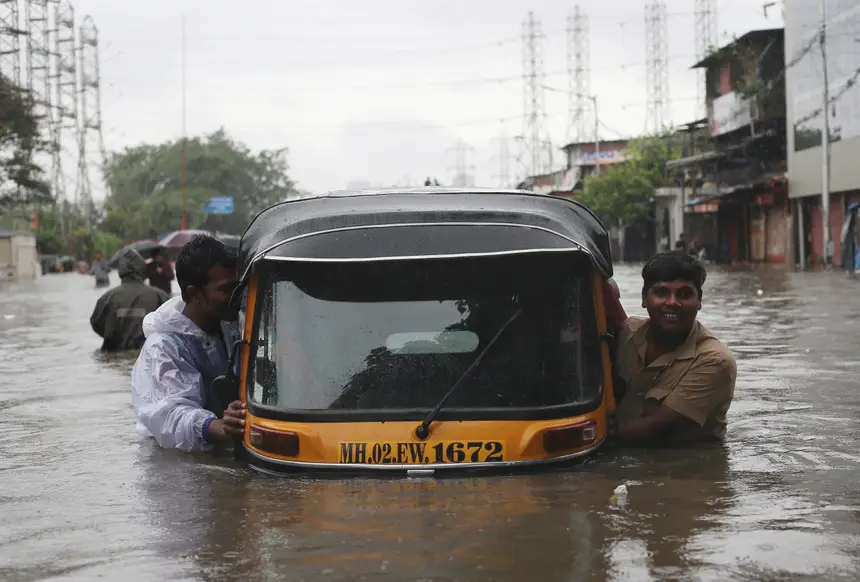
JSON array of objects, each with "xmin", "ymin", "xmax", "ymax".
[{"xmin": 644, "ymin": 360, "xmax": 695, "ymax": 403}]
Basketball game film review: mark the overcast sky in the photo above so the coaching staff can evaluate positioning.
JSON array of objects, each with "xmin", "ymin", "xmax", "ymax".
[{"xmin": 72, "ymin": 0, "xmax": 781, "ymax": 197}]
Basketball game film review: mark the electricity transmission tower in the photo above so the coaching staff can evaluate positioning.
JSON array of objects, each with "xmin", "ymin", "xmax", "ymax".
[
  {"xmin": 490, "ymin": 125, "xmax": 511, "ymax": 188},
  {"xmin": 694, "ymin": 0, "xmax": 717, "ymax": 120},
  {"xmin": 53, "ymin": 0, "xmax": 76, "ymax": 206},
  {"xmin": 0, "ymin": 0, "xmax": 23, "ymax": 84},
  {"xmin": 567, "ymin": 5, "xmax": 590, "ymax": 144},
  {"xmin": 522, "ymin": 11, "xmax": 548, "ymax": 177},
  {"xmin": 77, "ymin": 15, "xmax": 108, "ymax": 223},
  {"xmin": 644, "ymin": 2, "xmax": 669, "ymax": 133},
  {"xmin": 448, "ymin": 140, "xmax": 475, "ymax": 187},
  {"xmin": 25, "ymin": 0, "xmax": 60, "ymax": 221}
]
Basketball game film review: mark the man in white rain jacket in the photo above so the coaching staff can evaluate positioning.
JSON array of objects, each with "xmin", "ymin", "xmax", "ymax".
[{"xmin": 131, "ymin": 235, "xmax": 246, "ymax": 452}]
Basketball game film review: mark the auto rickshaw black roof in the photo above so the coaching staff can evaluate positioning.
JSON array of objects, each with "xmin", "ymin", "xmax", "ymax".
[{"xmin": 237, "ymin": 188, "xmax": 613, "ymax": 282}]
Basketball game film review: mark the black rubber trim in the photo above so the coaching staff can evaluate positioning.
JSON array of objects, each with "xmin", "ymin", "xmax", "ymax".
[{"xmin": 246, "ymin": 398, "xmax": 603, "ymax": 423}]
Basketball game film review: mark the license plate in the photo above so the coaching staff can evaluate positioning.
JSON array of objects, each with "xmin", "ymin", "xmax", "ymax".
[{"xmin": 337, "ymin": 440, "xmax": 506, "ymax": 465}]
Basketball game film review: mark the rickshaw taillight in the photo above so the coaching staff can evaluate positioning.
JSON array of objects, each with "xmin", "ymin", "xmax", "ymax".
[
  {"xmin": 249, "ymin": 425, "xmax": 300, "ymax": 457},
  {"xmin": 542, "ymin": 421, "xmax": 598, "ymax": 454}
]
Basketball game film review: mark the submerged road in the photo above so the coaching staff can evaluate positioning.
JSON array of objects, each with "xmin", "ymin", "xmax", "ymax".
[{"xmin": 1, "ymin": 265, "xmax": 859, "ymax": 581}]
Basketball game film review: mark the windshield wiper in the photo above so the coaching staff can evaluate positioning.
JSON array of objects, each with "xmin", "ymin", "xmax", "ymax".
[{"xmin": 414, "ymin": 307, "xmax": 523, "ymax": 440}]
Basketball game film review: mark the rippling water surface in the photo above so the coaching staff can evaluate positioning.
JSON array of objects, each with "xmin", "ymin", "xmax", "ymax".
[{"xmin": 1, "ymin": 265, "xmax": 859, "ymax": 581}]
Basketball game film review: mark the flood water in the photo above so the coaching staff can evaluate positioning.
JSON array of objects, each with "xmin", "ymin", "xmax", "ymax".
[{"xmin": 1, "ymin": 265, "xmax": 859, "ymax": 582}]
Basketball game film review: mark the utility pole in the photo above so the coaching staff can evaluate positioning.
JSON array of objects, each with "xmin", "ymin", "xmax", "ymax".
[
  {"xmin": 694, "ymin": 0, "xmax": 717, "ymax": 121},
  {"xmin": 819, "ymin": 0, "xmax": 832, "ymax": 265},
  {"xmin": 567, "ymin": 6, "xmax": 590, "ymax": 144},
  {"xmin": 181, "ymin": 14, "xmax": 187, "ymax": 230},
  {"xmin": 645, "ymin": 2, "xmax": 669, "ymax": 133},
  {"xmin": 592, "ymin": 95, "xmax": 600, "ymax": 177},
  {"xmin": 447, "ymin": 139, "xmax": 475, "ymax": 187},
  {"xmin": 522, "ymin": 11, "xmax": 547, "ymax": 176}
]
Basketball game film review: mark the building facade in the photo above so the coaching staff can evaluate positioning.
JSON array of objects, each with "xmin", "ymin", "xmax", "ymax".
[
  {"xmin": 664, "ymin": 28, "xmax": 790, "ymax": 265},
  {"xmin": 785, "ymin": 0, "xmax": 860, "ymax": 268}
]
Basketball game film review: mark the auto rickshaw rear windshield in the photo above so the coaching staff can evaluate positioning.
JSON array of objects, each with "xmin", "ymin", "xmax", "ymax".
[{"xmin": 247, "ymin": 253, "xmax": 604, "ymax": 417}]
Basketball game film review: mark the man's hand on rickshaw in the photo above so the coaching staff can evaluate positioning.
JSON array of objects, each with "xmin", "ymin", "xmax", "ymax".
[{"xmin": 208, "ymin": 401, "xmax": 247, "ymax": 440}]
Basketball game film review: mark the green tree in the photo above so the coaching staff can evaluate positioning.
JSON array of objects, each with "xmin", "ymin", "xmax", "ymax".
[
  {"xmin": 0, "ymin": 74, "xmax": 50, "ymax": 209},
  {"xmin": 102, "ymin": 129, "xmax": 296, "ymax": 239},
  {"xmin": 578, "ymin": 133, "xmax": 680, "ymax": 227}
]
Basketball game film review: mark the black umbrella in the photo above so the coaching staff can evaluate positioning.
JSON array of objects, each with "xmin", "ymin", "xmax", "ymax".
[
  {"xmin": 216, "ymin": 234, "xmax": 241, "ymax": 249},
  {"xmin": 108, "ymin": 240, "xmax": 164, "ymax": 268}
]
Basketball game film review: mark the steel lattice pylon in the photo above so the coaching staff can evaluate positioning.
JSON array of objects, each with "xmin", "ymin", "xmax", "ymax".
[
  {"xmin": 77, "ymin": 14, "xmax": 108, "ymax": 222},
  {"xmin": 522, "ymin": 11, "xmax": 548, "ymax": 177},
  {"xmin": 694, "ymin": 0, "xmax": 717, "ymax": 120},
  {"xmin": 567, "ymin": 5, "xmax": 590, "ymax": 144},
  {"xmin": 53, "ymin": 0, "xmax": 76, "ymax": 206},
  {"xmin": 0, "ymin": 0, "xmax": 23, "ymax": 85},
  {"xmin": 645, "ymin": 1, "xmax": 669, "ymax": 133}
]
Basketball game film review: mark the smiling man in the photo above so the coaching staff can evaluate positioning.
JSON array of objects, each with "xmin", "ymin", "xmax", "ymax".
[{"xmin": 612, "ymin": 251, "xmax": 736, "ymax": 446}]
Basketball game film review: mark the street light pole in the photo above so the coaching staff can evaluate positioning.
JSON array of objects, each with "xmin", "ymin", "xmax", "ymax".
[
  {"xmin": 592, "ymin": 95, "xmax": 600, "ymax": 177},
  {"xmin": 181, "ymin": 14, "xmax": 188, "ymax": 231},
  {"xmin": 820, "ymin": 0, "xmax": 832, "ymax": 265}
]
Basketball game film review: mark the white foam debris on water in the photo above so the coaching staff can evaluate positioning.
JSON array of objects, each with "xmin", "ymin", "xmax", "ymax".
[{"xmin": 610, "ymin": 484, "xmax": 629, "ymax": 507}]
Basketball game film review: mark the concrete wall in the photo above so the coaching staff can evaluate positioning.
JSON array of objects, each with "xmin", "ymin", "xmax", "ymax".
[
  {"xmin": 785, "ymin": 0, "xmax": 860, "ymax": 198},
  {"xmin": 787, "ymin": 138, "xmax": 860, "ymax": 198},
  {"xmin": 0, "ymin": 235, "xmax": 40, "ymax": 280}
]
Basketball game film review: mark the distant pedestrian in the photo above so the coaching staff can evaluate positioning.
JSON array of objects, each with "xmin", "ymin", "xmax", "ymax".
[
  {"xmin": 90, "ymin": 248, "xmax": 170, "ymax": 351},
  {"xmin": 146, "ymin": 248, "xmax": 175, "ymax": 295},
  {"xmin": 90, "ymin": 250, "xmax": 110, "ymax": 287}
]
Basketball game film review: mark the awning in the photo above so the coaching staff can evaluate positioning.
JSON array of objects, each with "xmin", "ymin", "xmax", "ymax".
[{"xmin": 666, "ymin": 150, "xmax": 727, "ymax": 170}]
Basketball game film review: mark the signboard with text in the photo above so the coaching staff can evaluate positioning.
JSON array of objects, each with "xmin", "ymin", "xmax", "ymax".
[
  {"xmin": 204, "ymin": 196, "xmax": 234, "ymax": 215},
  {"xmin": 578, "ymin": 150, "xmax": 628, "ymax": 165}
]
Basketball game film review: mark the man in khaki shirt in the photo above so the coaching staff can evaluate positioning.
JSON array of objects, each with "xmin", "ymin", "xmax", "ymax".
[{"xmin": 612, "ymin": 252, "xmax": 736, "ymax": 445}]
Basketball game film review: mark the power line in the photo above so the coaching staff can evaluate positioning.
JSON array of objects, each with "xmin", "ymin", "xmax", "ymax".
[{"xmin": 793, "ymin": 63, "xmax": 860, "ymax": 129}]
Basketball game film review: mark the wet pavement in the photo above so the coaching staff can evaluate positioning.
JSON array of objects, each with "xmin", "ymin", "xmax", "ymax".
[{"xmin": 1, "ymin": 265, "xmax": 859, "ymax": 581}]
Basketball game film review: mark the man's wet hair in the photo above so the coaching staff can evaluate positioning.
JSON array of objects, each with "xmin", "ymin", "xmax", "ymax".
[
  {"xmin": 641, "ymin": 251, "xmax": 707, "ymax": 300},
  {"xmin": 176, "ymin": 235, "xmax": 237, "ymax": 302}
]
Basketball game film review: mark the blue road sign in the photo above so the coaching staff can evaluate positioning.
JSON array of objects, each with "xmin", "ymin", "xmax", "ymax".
[{"xmin": 204, "ymin": 196, "xmax": 234, "ymax": 214}]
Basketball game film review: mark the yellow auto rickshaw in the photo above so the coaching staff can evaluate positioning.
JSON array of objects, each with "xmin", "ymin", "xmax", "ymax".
[{"xmin": 215, "ymin": 187, "xmax": 618, "ymax": 475}]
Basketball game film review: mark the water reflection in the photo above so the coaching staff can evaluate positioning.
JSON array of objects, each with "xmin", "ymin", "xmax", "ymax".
[{"xmin": 1, "ymin": 267, "xmax": 859, "ymax": 581}]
